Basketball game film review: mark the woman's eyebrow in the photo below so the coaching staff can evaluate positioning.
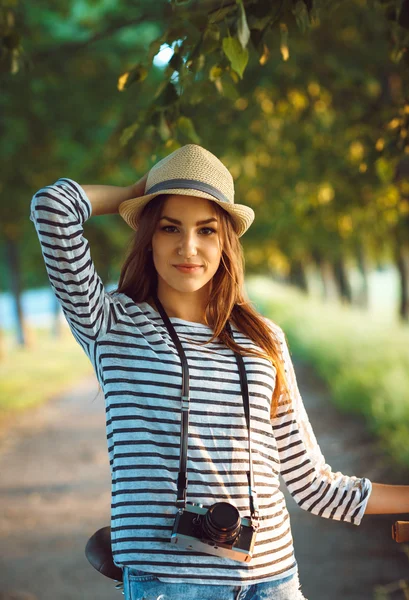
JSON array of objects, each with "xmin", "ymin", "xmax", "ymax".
[{"xmin": 159, "ymin": 216, "xmax": 218, "ymax": 226}]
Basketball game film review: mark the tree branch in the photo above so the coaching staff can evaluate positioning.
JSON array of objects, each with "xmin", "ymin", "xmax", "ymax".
[{"xmin": 32, "ymin": 15, "xmax": 149, "ymax": 63}]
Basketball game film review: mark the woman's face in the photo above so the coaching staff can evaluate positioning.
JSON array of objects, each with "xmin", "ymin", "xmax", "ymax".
[{"xmin": 150, "ymin": 194, "xmax": 223, "ymax": 298}]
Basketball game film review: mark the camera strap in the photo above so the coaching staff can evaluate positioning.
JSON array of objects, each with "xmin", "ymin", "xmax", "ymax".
[{"xmin": 152, "ymin": 292, "xmax": 260, "ymax": 528}]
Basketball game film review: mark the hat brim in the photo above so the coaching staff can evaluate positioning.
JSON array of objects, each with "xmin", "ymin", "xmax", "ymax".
[{"xmin": 118, "ymin": 188, "xmax": 254, "ymax": 238}]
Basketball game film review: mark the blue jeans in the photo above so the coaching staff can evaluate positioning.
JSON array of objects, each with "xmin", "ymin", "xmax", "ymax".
[{"xmin": 122, "ymin": 567, "xmax": 307, "ymax": 600}]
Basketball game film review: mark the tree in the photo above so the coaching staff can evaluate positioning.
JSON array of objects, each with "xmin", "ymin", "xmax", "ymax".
[{"xmin": 3, "ymin": 0, "xmax": 409, "ymax": 346}]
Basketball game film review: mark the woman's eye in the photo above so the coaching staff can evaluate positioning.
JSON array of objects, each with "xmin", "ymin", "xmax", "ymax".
[
  {"xmin": 161, "ymin": 226, "xmax": 178, "ymax": 233},
  {"xmin": 161, "ymin": 226, "xmax": 216, "ymax": 235}
]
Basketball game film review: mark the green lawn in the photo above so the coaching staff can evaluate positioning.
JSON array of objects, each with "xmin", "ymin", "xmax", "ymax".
[
  {"xmin": 0, "ymin": 325, "xmax": 94, "ymax": 417},
  {"xmin": 246, "ymin": 275, "xmax": 409, "ymax": 469}
]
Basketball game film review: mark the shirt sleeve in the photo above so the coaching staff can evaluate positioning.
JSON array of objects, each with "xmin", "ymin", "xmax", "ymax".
[
  {"xmin": 266, "ymin": 319, "xmax": 372, "ymax": 525},
  {"xmin": 30, "ymin": 178, "xmax": 112, "ymax": 345}
]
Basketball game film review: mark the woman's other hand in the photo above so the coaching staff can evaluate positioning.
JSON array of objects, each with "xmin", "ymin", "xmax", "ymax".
[
  {"xmin": 131, "ymin": 172, "xmax": 149, "ymax": 198},
  {"xmin": 83, "ymin": 172, "xmax": 149, "ymax": 217}
]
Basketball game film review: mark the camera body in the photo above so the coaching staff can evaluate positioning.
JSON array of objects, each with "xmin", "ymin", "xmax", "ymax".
[{"xmin": 170, "ymin": 501, "xmax": 257, "ymax": 563}]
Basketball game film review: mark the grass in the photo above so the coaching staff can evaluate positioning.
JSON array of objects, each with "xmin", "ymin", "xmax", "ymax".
[
  {"xmin": 0, "ymin": 324, "xmax": 94, "ymax": 418},
  {"xmin": 246, "ymin": 275, "xmax": 409, "ymax": 470}
]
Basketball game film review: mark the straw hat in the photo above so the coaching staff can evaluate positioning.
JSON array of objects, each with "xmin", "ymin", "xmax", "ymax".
[{"xmin": 118, "ymin": 144, "xmax": 255, "ymax": 237}]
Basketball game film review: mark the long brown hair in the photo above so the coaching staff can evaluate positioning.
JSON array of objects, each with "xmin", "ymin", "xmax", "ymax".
[{"xmin": 106, "ymin": 194, "xmax": 290, "ymax": 419}]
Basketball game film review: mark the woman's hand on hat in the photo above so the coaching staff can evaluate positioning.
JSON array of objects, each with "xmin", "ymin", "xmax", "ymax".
[
  {"xmin": 82, "ymin": 172, "xmax": 149, "ymax": 217},
  {"xmin": 132, "ymin": 172, "xmax": 149, "ymax": 198}
]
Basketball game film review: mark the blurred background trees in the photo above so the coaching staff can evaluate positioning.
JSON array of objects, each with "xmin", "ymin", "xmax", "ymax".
[{"xmin": 2, "ymin": 0, "xmax": 409, "ymax": 347}]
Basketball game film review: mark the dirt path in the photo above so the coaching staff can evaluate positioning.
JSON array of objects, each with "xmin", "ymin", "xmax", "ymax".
[{"xmin": 0, "ymin": 361, "xmax": 408, "ymax": 600}]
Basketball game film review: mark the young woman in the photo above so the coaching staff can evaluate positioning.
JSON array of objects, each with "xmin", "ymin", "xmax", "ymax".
[{"xmin": 30, "ymin": 144, "xmax": 409, "ymax": 600}]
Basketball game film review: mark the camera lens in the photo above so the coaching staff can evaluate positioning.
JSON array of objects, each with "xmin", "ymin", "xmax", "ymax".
[{"xmin": 202, "ymin": 502, "xmax": 241, "ymax": 544}]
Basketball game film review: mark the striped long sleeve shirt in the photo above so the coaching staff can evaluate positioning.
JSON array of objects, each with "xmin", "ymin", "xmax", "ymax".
[{"xmin": 30, "ymin": 178, "xmax": 372, "ymax": 586}]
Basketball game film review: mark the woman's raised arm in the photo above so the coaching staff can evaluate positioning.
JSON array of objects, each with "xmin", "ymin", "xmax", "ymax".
[
  {"xmin": 29, "ymin": 174, "xmax": 144, "ymax": 347},
  {"xmin": 82, "ymin": 172, "xmax": 148, "ymax": 216}
]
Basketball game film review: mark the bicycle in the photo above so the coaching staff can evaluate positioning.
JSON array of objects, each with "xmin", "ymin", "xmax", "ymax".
[
  {"xmin": 373, "ymin": 521, "xmax": 409, "ymax": 599},
  {"xmin": 392, "ymin": 521, "xmax": 409, "ymax": 543}
]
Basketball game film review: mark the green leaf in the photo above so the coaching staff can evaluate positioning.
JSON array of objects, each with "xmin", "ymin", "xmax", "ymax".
[
  {"xmin": 186, "ymin": 36, "xmax": 207, "ymax": 74},
  {"xmin": 117, "ymin": 64, "xmax": 148, "ymax": 91},
  {"xmin": 280, "ymin": 23, "xmax": 289, "ymax": 61},
  {"xmin": 222, "ymin": 36, "xmax": 249, "ymax": 79},
  {"xmin": 292, "ymin": 0, "xmax": 310, "ymax": 33},
  {"xmin": 158, "ymin": 112, "xmax": 172, "ymax": 141},
  {"xmin": 154, "ymin": 82, "xmax": 179, "ymax": 107},
  {"xmin": 192, "ymin": 54, "xmax": 206, "ymax": 73},
  {"xmin": 127, "ymin": 65, "xmax": 148, "ymax": 85},
  {"xmin": 202, "ymin": 36, "xmax": 220, "ymax": 54},
  {"xmin": 148, "ymin": 39, "xmax": 164, "ymax": 64},
  {"xmin": 177, "ymin": 116, "xmax": 201, "ymax": 143},
  {"xmin": 247, "ymin": 14, "xmax": 273, "ymax": 31},
  {"xmin": 209, "ymin": 65, "xmax": 223, "ymax": 81},
  {"xmin": 169, "ymin": 51, "xmax": 183, "ymax": 72},
  {"xmin": 185, "ymin": 80, "xmax": 213, "ymax": 105},
  {"xmin": 202, "ymin": 25, "xmax": 221, "ymax": 53},
  {"xmin": 120, "ymin": 122, "xmax": 140, "ymax": 147},
  {"xmin": 209, "ymin": 5, "xmax": 235, "ymax": 24},
  {"xmin": 375, "ymin": 158, "xmax": 394, "ymax": 184},
  {"xmin": 218, "ymin": 76, "xmax": 240, "ymax": 101},
  {"xmin": 236, "ymin": 0, "xmax": 251, "ymax": 49}
]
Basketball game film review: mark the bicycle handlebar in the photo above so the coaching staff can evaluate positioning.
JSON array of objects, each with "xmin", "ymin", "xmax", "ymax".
[{"xmin": 392, "ymin": 521, "xmax": 409, "ymax": 543}]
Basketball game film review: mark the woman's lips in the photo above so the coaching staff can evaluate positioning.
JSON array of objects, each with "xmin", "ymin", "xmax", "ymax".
[{"xmin": 174, "ymin": 266, "xmax": 203, "ymax": 273}]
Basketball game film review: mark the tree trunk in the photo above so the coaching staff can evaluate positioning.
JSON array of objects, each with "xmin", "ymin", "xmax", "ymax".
[
  {"xmin": 333, "ymin": 256, "xmax": 352, "ymax": 304},
  {"xmin": 51, "ymin": 292, "xmax": 62, "ymax": 339},
  {"xmin": 288, "ymin": 259, "xmax": 309, "ymax": 293},
  {"xmin": 311, "ymin": 250, "xmax": 338, "ymax": 301},
  {"xmin": 396, "ymin": 242, "xmax": 409, "ymax": 322},
  {"xmin": 355, "ymin": 243, "xmax": 369, "ymax": 309},
  {"xmin": 319, "ymin": 259, "xmax": 338, "ymax": 301},
  {"xmin": 4, "ymin": 236, "xmax": 26, "ymax": 347}
]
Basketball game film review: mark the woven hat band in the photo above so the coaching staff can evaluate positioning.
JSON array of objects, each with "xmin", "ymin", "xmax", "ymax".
[{"xmin": 147, "ymin": 179, "xmax": 231, "ymax": 205}]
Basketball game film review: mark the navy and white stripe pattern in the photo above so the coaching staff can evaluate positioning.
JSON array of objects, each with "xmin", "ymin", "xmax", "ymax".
[{"xmin": 30, "ymin": 179, "xmax": 372, "ymax": 586}]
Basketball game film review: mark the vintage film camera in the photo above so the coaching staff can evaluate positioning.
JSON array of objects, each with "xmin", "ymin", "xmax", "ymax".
[{"xmin": 171, "ymin": 501, "xmax": 257, "ymax": 562}]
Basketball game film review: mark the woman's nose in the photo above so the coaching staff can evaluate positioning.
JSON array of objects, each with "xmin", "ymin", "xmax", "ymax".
[{"xmin": 177, "ymin": 234, "xmax": 198, "ymax": 257}]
